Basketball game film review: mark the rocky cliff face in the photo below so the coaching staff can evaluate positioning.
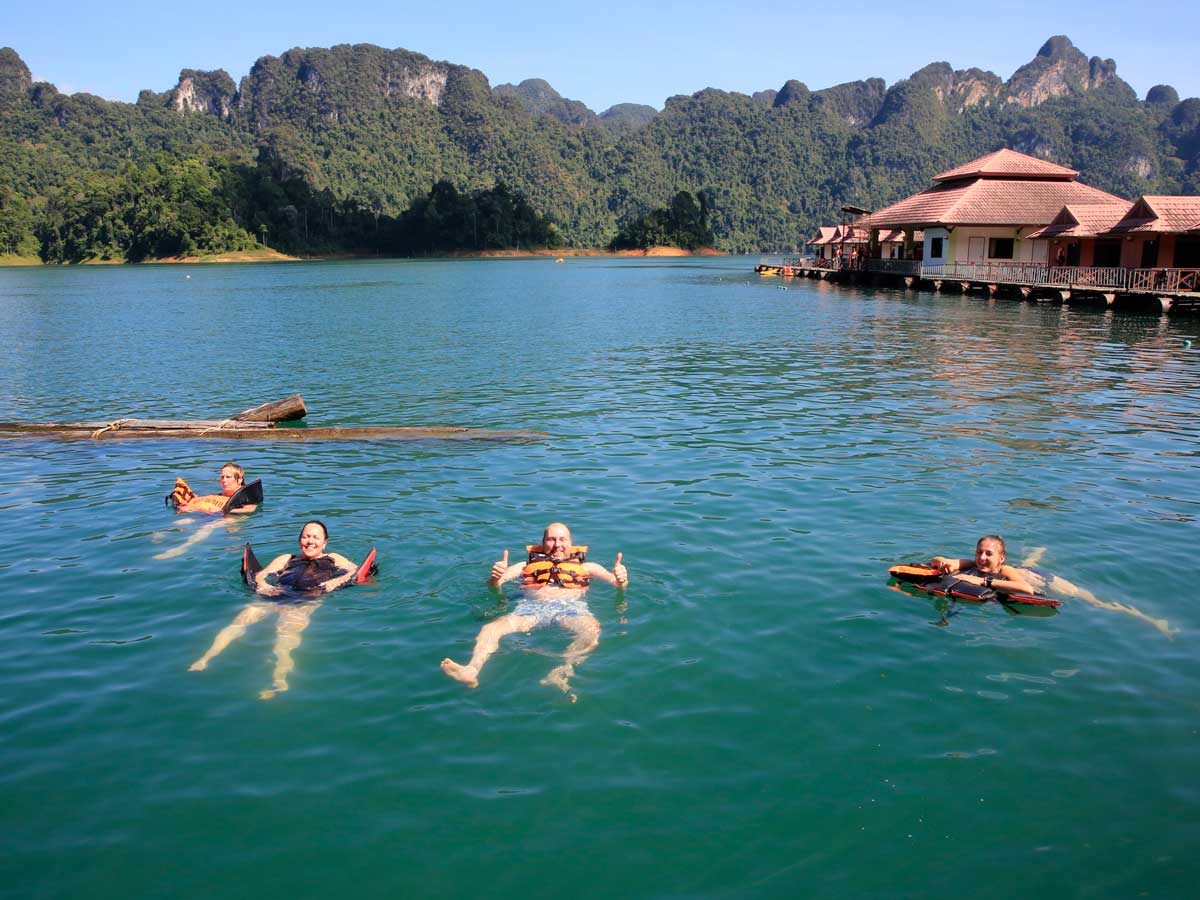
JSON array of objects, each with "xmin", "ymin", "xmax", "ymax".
[
  {"xmin": 871, "ymin": 62, "xmax": 1003, "ymax": 130},
  {"xmin": 236, "ymin": 44, "xmax": 455, "ymax": 127},
  {"xmin": 907, "ymin": 63, "xmax": 1003, "ymax": 113},
  {"xmin": 168, "ymin": 69, "xmax": 237, "ymax": 118},
  {"xmin": 0, "ymin": 46, "xmax": 33, "ymax": 111},
  {"xmin": 1005, "ymin": 35, "xmax": 1132, "ymax": 106}
]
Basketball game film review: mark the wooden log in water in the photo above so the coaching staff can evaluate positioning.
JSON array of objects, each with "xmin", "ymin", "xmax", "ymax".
[
  {"xmin": 232, "ymin": 394, "xmax": 307, "ymax": 422},
  {"xmin": 0, "ymin": 421, "xmax": 545, "ymax": 442}
]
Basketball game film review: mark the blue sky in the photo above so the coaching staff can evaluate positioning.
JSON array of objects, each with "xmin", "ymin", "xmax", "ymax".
[{"xmin": 7, "ymin": 0, "xmax": 1197, "ymax": 112}]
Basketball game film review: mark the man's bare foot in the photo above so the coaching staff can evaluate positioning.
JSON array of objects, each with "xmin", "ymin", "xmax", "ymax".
[
  {"xmin": 188, "ymin": 660, "xmax": 208, "ymax": 672},
  {"xmin": 1153, "ymin": 618, "xmax": 1179, "ymax": 640},
  {"xmin": 441, "ymin": 659, "xmax": 479, "ymax": 688},
  {"xmin": 540, "ymin": 663, "xmax": 574, "ymax": 694},
  {"xmin": 259, "ymin": 679, "xmax": 288, "ymax": 701}
]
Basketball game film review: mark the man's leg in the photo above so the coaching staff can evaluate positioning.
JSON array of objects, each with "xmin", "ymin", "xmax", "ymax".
[
  {"xmin": 541, "ymin": 614, "xmax": 601, "ymax": 697},
  {"xmin": 442, "ymin": 613, "xmax": 538, "ymax": 687}
]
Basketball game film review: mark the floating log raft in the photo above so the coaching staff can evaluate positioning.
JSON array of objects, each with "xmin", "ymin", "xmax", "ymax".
[{"xmin": 0, "ymin": 394, "xmax": 544, "ymax": 442}]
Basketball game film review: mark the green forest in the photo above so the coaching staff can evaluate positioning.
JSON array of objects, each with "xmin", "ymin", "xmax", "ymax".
[{"xmin": 0, "ymin": 36, "xmax": 1197, "ymax": 262}]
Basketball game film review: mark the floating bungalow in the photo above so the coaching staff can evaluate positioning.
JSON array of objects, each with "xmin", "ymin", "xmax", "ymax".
[
  {"xmin": 757, "ymin": 149, "xmax": 1200, "ymax": 312},
  {"xmin": 1029, "ymin": 196, "xmax": 1200, "ymax": 293}
]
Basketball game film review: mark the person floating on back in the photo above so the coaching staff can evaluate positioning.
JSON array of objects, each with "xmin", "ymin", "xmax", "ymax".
[
  {"xmin": 927, "ymin": 535, "xmax": 1175, "ymax": 637},
  {"xmin": 189, "ymin": 520, "xmax": 367, "ymax": 699},
  {"xmin": 167, "ymin": 462, "xmax": 260, "ymax": 515},
  {"xmin": 441, "ymin": 522, "xmax": 628, "ymax": 698}
]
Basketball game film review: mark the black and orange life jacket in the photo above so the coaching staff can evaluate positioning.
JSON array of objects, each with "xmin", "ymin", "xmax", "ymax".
[
  {"xmin": 521, "ymin": 544, "xmax": 590, "ymax": 589},
  {"xmin": 165, "ymin": 477, "xmax": 229, "ymax": 514}
]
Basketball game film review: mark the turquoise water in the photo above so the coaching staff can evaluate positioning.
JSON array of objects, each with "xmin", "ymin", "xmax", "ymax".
[{"xmin": 1, "ymin": 258, "xmax": 1198, "ymax": 899}]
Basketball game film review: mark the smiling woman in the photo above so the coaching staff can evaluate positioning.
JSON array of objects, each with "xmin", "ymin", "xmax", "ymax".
[{"xmin": 188, "ymin": 520, "xmax": 366, "ymax": 699}]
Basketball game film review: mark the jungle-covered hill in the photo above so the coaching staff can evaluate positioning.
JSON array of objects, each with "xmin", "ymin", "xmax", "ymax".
[{"xmin": 1, "ymin": 35, "xmax": 1197, "ymax": 260}]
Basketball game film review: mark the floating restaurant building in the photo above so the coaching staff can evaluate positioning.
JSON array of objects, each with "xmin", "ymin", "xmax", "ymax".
[
  {"xmin": 758, "ymin": 148, "xmax": 1200, "ymax": 311},
  {"xmin": 861, "ymin": 149, "xmax": 1124, "ymax": 266}
]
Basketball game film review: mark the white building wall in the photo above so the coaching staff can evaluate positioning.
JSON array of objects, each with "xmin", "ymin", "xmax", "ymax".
[
  {"xmin": 923, "ymin": 228, "xmax": 950, "ymax": 261},
  {"xmin": 939, "ymin": 226, "xmax": 1032, "ymax": 264}
]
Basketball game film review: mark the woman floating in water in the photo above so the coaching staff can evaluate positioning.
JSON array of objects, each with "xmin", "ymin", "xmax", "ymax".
[
  {"xmin": 929, "ymin": 535, "xmax": 1176, "ymax": 638},
  {"xmin": 189, "ymin": 520, "xmax": 364, "ymax": 699}
]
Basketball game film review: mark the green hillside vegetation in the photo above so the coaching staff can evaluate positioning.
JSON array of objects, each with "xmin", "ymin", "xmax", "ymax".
[
  {"xmin": 1, "ymin": 36, "xmax": 1198, "ymax": 263},
  {"xmin": 609, "ymin": 190, "xmax": 715, "ymax": 251}
]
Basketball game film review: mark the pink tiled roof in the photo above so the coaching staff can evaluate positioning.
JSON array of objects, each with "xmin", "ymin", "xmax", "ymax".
[
  {"xmin": 1027, "ymin": 202, "xmax": 1132, "ymax": 239},
  {"xmin": 1107, "ymin": 196, "xmax": 1200, "ymax": 234},
  {"xmin": 933, "ymin": 148, "xmax": 1079, "ymax": 183},
  {"xmin": 874, "ymin": 228, "xmax": 924, "ymax": 243},
  {"xmin": 808, "ymin": 226, "xmax": 839, "ymax": 245},
  {"xmin": 866, "ymin": 178, "xmax": 1123, "ymax": 229}
]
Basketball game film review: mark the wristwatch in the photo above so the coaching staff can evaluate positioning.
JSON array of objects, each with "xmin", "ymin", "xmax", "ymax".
[{"xmin": 985, "ymin": 576, "xmax": 995, "ymax": 588}]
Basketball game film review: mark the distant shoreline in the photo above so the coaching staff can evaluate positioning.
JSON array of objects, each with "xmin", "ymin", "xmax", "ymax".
[{"xmin": 0, "ymin": 246, "xmax": 729, "ymax": 267}]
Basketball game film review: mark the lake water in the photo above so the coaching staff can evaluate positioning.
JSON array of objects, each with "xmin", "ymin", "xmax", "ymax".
[{"xmin": 1, "ymin": 258, "xmax": 1198, "ymax": 899}]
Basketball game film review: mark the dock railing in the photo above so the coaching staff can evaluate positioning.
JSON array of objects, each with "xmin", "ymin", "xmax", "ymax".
[
  {"xmin": 918, "ymin": 261, "xmax": 1047, "ymax": 285},
  {"xmin": 1045, "ymin": 266, "xmax": 1128, "ymax": 289},
  {"xmin": 756, "ymin": 256, "xmax": 1199, "ymax": 294},
  {"xmin": 1127, "ymin": 268, "xmax": 1200, "ymax": 293}
]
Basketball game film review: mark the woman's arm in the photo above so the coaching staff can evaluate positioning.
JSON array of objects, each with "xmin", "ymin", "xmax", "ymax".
[
  {"xmin": 930, "ymin": 556, "xmax": 972, "ymax": 574},
  {"xmin": 322, "ymin": 553, "xmax": 361, "ymax": 592},
  {"xmin": 255, "ymin": 554, "xmax": 290, "ymax": 596}
]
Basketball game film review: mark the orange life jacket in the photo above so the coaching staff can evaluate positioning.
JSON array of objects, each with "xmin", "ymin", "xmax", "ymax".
[
  {"xmin": 167, "ymin": 477, "xmax": 229, "ymax": 514},
  {"xmin": 521, "ymin": 544, "xmax": 590, "ymax": 589}
]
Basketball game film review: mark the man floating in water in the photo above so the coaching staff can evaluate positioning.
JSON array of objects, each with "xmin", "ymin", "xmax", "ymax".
[
  {"xmin": 441, "ymin": 522, "xmax": 628, "ymax": 698},
  {"xmin": 931, "ymin": 535, "xmax": 1176, "ymax": 638}
]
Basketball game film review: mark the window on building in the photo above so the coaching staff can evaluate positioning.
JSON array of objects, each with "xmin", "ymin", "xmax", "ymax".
[
  {"xmin": 929, "ymin": 237, "xmax": 943, "ymax": 258},
  {"xmin": 988, "ymin": 238, "xmax": 1014, "ymax": 259}
]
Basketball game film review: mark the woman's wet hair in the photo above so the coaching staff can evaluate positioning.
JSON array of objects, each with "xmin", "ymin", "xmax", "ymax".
[
  {"xmin": 977, "ymin": 534, "xmax": 1006, "ymax": 557},
  {"xmin": 299, "ymin": 519, "xmax": 328, "ymax": 542}
]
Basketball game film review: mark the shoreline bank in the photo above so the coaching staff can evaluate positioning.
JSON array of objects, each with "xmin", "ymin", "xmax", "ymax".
[{"xmin": 0, "ymin": 246, "xmax": 729, "ymax": 267}]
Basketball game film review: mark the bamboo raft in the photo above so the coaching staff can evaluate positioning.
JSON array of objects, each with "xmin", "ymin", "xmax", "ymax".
[{"xmin": 0, "ymin": 395, "xmax": 545, "ymax": 442}]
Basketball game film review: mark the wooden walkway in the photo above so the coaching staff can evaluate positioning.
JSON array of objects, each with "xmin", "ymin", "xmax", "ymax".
[{"xmin": 755, "ymin": 257, "xmax": 1200, "ymax": 313}]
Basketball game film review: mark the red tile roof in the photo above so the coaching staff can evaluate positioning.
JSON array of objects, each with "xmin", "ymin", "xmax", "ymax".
[
  {"xmin": 876, "ymin": 228, "xmax": 924, "ymax": 243},
  {"xmin": 1027, "ymin": 202, "xmax": 1132, "ymax": 239},
  {"xmin": 933, "ymin": 148, "xmax": 1079, "ymax": 183},
  {"xmin": 865, "ymin": 177, "xmax": 1123, "ymax": 229},
  {"xmin": 1107, "ymin": 196, "xmax": 1200, "ymax": 234},
  {"xmin": 808, "ymin": 226, "xmax": 839, "ymax": 245}
]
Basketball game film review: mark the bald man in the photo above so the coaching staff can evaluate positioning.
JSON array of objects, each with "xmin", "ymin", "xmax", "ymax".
[{"xmin": 441, "ymin": 522, "xmax": 628, "ymax": 697}]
